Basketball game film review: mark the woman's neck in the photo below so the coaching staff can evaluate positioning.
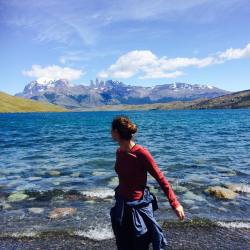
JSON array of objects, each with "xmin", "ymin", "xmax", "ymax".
[{"xmin": 119, "ymin": 140, "xmax": 136, "ymax": 152}]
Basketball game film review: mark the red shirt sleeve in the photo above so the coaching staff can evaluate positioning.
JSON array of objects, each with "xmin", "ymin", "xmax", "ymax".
[{"xmin": 139, "ymin": 148, "xmax": 181, "ymax": 210}]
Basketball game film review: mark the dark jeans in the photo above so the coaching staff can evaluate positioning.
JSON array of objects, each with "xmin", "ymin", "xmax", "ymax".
[{"xmin": 113, "ymin": 204, "xmax": 151, "ymax": 250}]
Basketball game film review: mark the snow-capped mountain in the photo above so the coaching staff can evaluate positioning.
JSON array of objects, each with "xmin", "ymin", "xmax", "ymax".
[
  {"xmin": 21, "ymin": 78, "xmax": 74, "ymax": 97},
  {"xmin": 15, "ymin": 79, "xmax": 230, "ymax": 109}
]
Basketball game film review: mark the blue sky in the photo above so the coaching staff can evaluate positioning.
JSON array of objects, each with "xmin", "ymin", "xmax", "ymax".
[{"xmin": 0, "ymin": 0, "xmax": 250, "ymax": 95}]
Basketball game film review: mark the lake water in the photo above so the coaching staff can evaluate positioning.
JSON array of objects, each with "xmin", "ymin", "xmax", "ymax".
[{"xmin": 0, "ymin": 109, "xmax": 250, "ymax": 241}]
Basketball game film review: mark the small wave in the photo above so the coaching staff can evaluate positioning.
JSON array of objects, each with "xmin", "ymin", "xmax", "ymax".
[
  {"xmin": 92, "ymin": 171, "xmax": 110, "ymax": 176},
  {"xmin": 80, "ymin": 188, "xmax": 114, "ymax": 199},
  {"xmin": 73, "ymin": 226, "xmax": 114, "ymax": 241},
  {"xmin": 224, "ymin": 183, "xmax": 250, "ymax": 194},
  {"xmin": 107, "ymin": 176, "xmax": 119, "ymax": 187},
  {"xmin": 0, "ymin": 227, "xmax": 115, "ymax": 241},
  {"xmin": 162, "ymin": 217, "xmax": 250, "ymax": 230},
  {"xmin": 0, "ymin": 230, "xmax": 38, "ymax": 238},
  {"xmin": 217, "ymin": 221, "xmax": 250, "ymax": 229}
]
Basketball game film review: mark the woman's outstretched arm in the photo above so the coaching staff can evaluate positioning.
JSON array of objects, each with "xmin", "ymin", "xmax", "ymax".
[{"xmin": 139, "ymin": 147, "xmax": 181, "ymax": 210}]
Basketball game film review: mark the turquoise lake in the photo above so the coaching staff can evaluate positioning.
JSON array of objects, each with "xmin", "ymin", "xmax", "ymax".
[{"xmin": 0, "ymin": 109, "xmax": 249, "ymax": 240}]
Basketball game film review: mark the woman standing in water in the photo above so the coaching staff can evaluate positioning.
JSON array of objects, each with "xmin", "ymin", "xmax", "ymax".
[{"xmin": 110, "ymin": 115, "xmax": 185, "ymax": 250}]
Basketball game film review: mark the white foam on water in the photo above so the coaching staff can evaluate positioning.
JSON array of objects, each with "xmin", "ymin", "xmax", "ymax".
[
  {"xmin": 2, "ymin": 231, "xmax": 38, "ymax": 238},
  {"xmin": 73, "ymin": 226, "xmax": 114, "ymax": 241},
  {"xmin": 107, "ymin": 176, "xmax": 119, "ymax": 187},
  {"xmin": 183, "ymin": 191, "xmax": 206, "ymax": 202},
  {"xmin": 225, "ymin": 183, "xmax": 250, "ymax": 193},
  {"xmin": 2, "ymin": 226, "xmax": 115, "ymax": 240},
  {"xmin": 80, "ymin": 188, "xmax": 114, "ymax": 199},
  {"xmin": 235, "ymin": 184, "xmax": 250, "ymax": 193},
  {"xmin": 92, "ymin": 171, "xmax": 109, "ymax": 176},
  {"xmin": 217, "ymin": 221, "xmax": 250, "ymax": 229}
]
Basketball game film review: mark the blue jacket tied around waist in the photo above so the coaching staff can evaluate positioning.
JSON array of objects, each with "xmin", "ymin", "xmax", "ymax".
[{"xmin": 110, "ymin": 185, "xmax": 168, "ymax": 250}]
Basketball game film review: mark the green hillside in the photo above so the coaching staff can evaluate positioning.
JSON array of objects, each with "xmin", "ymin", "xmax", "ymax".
[{"xmin": 0, "ymin": 91, "xmax": 69, "ymax": 113}]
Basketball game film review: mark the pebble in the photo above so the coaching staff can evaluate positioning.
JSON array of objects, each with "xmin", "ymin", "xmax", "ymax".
[
  {"xmin": 70, "ymin": 172, "xmax": 81, "ymax": 177},
  {"xmin": 28, "ymin": 207, "xmax": 45, "ymax": 214},
  {"xmin": 49, "ymin": 171, "xmax": 61, "ymax": 176},
  {"xmin": 48, "ymin": 207, "xmax": 77, "ymax": 219}
]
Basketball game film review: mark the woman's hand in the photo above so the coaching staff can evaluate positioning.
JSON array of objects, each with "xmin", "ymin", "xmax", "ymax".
[{"xmin": 174, "ymin": 205, "xmax": 185, "ymax": 221}]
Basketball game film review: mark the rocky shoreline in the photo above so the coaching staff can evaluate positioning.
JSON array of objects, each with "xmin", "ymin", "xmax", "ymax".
[{"xmin": 0, "ymin": 219, "xmax": 249, "ymax": 250}]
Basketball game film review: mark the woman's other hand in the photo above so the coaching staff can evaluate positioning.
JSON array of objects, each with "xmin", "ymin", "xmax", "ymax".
[{"xmin": 174, "ymin": 205, "xmax": 185, "ymax": 221}]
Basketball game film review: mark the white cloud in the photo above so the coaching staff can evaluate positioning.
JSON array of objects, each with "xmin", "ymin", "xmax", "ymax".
[
  {"xmin": 98, "ymin": 50, "xmax": 157, "ymax": 78},
  {"xmin": 22, "ymin": 65, "xmax": 84, "ymax": 81},
  {"xmin": 98, "ymin": 43, "xmax": 250, "ymax": 79},
  {"xmin": 219, "ymin": 43, "xmax": 250, "ymax": 60},
  {"xmin": 139, "ymin": 70, "xmax": 184, "ymax": 79},
  {"xmin": 97, "ymin": 50, "xmax": 215, "ymax": 79},
  {"xmin": 158, "ymin": 56, "xmax": 217, "ymax": 71}
]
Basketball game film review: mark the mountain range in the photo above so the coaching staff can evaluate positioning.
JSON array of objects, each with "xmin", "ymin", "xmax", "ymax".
[
  {"xmin": 71, "ymin": 89, "xmax": 250, "ymax": 111},
  {"xmin": 15, "ymin": 78, "xmax": 230, "ymax": 110}
]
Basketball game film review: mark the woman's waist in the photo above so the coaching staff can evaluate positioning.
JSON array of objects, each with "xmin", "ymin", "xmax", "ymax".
[
  {"xmin": 114, "ymin": 185, "xmax": 157, "ymax": 211},
  {"xmin": 116, "ymin": 186, "xmax": 145, "ymax": 201},
  {"xmin": 115, "ymin": 185, "xmax": 154, "ymax": 202}
]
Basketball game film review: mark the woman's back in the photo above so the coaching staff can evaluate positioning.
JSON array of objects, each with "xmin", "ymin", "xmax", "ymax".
[
  {"xmin": 115, "ymin": 143, "xmax": 180, "ymax": 210},
  {"xmin": 115, "ymin": 143, "xmax": 147, "ymax": 200}
]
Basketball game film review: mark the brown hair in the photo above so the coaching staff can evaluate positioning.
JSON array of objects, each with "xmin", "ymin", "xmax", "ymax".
[{"xmin": 112, "ymin": 115, "xmax": 137, "ymax": 140}]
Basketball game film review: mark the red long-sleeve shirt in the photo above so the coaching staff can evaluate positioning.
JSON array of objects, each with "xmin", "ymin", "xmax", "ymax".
[{"xmin": 114, "ymin": 143, "xmax": 180, "ymax": 210}]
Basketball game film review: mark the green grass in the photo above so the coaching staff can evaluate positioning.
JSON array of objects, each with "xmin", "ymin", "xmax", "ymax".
[{"xmin": 0, "ymin": 91, "xmax": 69, "ymax": 113}]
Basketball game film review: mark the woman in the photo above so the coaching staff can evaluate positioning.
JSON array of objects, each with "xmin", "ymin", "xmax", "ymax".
[{"xmin": 110, "ymin": 115, "xmax": 185, "ymax": 250}]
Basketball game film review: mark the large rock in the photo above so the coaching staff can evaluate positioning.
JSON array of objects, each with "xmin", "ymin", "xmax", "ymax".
[
  {"xmin": 205, "ymin": 186, "xmax": 237, "ymax": 200},
  {"xmin": 25, "ymin": 189, "xmax": 64, "ymax": 201},
  {"xmin": 48, "ymin": 207, "xmax": 77, "ymax": 219},
  {"xmin": 7, "ymin": 191, "xmax": 29, "ymax": 202}
]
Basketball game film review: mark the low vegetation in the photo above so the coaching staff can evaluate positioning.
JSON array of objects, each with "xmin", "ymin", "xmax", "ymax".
[{"xmin": 0, "ymin": 91, "xmax": 68, "ymax": 113}]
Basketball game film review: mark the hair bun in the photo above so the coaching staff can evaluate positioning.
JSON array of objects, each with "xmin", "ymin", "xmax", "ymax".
[{"xmin": 128, "ymin": 124, "xmax": 137, "ymax": 134}]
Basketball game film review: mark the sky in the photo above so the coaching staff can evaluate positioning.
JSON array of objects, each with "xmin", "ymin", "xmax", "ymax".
[{"xmin": 0, "ymin": 0, "xmax": 250, "ymax": 95}]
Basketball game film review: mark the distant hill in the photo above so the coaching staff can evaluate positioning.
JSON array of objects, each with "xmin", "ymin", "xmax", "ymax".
[
  {"xmin": 188, "ymin": 89, "xmax": 250, "ymax": 109},
  {"xmin": 71, "ymin": 89, "xmax": 250, "ymax": 111},
  {"xmin": 15, "ymin": 78, "xmax": 229, "ymax": 109},
  {"xmin": 0, "ymin": 91, "xmax": 68, "ymax": 113}
]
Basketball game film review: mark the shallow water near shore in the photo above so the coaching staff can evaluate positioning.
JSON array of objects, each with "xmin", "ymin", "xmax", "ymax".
[{"xmin": 0, "ymin": 109, "xmax": 250, "ymax": 247}]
